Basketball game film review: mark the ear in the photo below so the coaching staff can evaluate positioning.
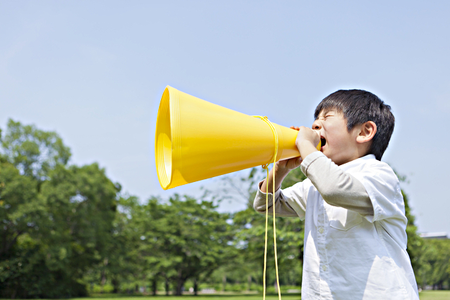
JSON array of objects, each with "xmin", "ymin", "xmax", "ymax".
[{"xmin": 356, "ymin": 121, "xmax": 377, "ymax": 144}]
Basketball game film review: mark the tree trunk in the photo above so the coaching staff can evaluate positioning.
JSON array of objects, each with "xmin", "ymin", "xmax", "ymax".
[
  {"xmin": 165, "ymin": 279, "xmax": 170, "ymax": 296},
  {"xmin": 142, "ymin": 274, "xmax": 147, "ymax": 293},
  {"xmin": 174, "ymin": 269, "xmax": 185, "ymax": 296},
  {"xmin": 248, "ymin": 275, "xmax": 252, "ymax": 291},
  {"xmin": 175, "ymin": 277, "xmax": 185, "ymax": 296},
  {"xmin": 112, "ymin": 277, "xmax": 120, "ymax": 293},
  {"xmin": 421, "ymin": 271, "xmax": 426, "ymax": 291},
  {"xmin": 151, "ymin": 277, "xmax": 158, "ymax": 296},
  {"xmin": 101, "ymin": 258, "xmax": 108, "ymax": 293},
  {"xmin": 101, "ymin": 270, "xmax": 106, "ymax": 293},
  {"xmin": 194, "ymin": 278, "xmax": 198, "ymax": 296},
  {"xmin": 11, "ymin": 283, "xmax": 18, "ymax": 299},
  {"xmin": 222, "ymin": 274, "xmax": 227, "ymax": 292}
]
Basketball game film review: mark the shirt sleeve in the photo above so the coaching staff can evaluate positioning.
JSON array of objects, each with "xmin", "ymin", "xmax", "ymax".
[
  {"xmin": 351, "ymin": 162, "xmax": 407, "ymax": 224},
  {"xmin": 349, "ymin": 160, "xmax": 408, "ymax": 248},
  {"xmin": 253, "ymin": 180, "xmax": 308, "ymax": 219},
  {"xmin": 301, "ymin": 151, "xmax": 374, "ymax": 216}
]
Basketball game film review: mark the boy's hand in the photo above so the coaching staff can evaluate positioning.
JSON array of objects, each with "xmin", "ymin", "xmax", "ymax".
[
  {"xmin": 276, "ymin": 156, "xmax": 303, "ymax": 171},
  {"xmin": 260, "ymin": 126, "xmax": 319, "ymax": 193},
  {"xmin": 275, "ymin": 126, "xmax": 304, "ymax": 172},
  {"xmin": 295, "ymin": 126, "xmax": 321, "ymax": 159}
]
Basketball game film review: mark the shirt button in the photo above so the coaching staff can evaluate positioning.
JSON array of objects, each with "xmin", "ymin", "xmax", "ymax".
[
  {"xmin": 322, "ymin": 265, "xmax": 327, "ymax": 271},
  {"xmin": 318, "ymin": 227, "xmax": 324, "ymax": 234}
]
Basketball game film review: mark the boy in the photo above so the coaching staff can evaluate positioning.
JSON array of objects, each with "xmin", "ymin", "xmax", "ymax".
[{"xmin": 254, "ymin": 90, "xmax": 419, "ymax": 299}]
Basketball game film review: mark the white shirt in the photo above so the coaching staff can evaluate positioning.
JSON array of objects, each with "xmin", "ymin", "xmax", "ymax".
[{"xmin": 254, "ymin": 152, "xmax": 419, "ymax": 300}]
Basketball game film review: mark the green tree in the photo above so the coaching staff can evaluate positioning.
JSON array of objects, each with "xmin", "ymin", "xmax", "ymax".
[
  {"xmin": 402, "ymin": 190, "xmax": 424, "ymax": 282},
  {"xmin": 39, "ymin": 163, "xmax": 118, "ymax": 284},
  {"xmin": 231, "ymin": 166, "xmax": 306, "ymax": 291},
  {"xmin": 0, "ymin": 160, "xmax": 39, "ymax": 258},
  {"xmin": 418, "ymin": 239, "xmax": 450, "ymax": 289},
  {"xmin": 1, "ymin": 119, "xmax": 71, "ymax": 182},
  {"xmin": 0, "ymin": 118, "xmax": 70, "ymax": 260},
  {"xmin": 133, "ymin": 195, "xmax": 236, "ymax": 295},
  {"xmin": 0, "ymin": 160, "xmax": 42, "ymax": 298},
  {"xmin": 395, "ymin": 171, "xmax": 424, "ymax": 284},
  {"xmin": 86, "ymin": 194, "xmax": 148, "ymax": 294},
  {"xmin": 0, "ymin": 120, "xmax": 119, "ymax": 298},
  {"xmin": 234, "ymin": 202, "xmax": 305, "ymax": 290},
  {"xmin": 101, "ymin": 195, "xmax": 142, "ymax": 293}
]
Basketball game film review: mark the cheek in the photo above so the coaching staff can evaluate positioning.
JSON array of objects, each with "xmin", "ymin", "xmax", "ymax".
[{"xmin": 326, "ymin": 131, "xmax": 348, "ymax": 150}]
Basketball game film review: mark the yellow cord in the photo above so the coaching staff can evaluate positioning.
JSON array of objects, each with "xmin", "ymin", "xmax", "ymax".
[{"xmin": 254, "ymin": 116, "xmax": 282, "ymax": 300}]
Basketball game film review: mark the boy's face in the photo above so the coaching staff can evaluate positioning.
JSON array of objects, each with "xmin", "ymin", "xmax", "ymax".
[{"xmin": 312, "ymin": 109, "xmax": 362, "ymax": 166}]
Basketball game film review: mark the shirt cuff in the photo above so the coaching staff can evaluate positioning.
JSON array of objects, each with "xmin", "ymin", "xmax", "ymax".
[
  {"xmin": 257, "ymin": 180, "xmax": 283, "ymax": 199},
  {"xmin": 300, "ymin": 151, "xmax": 326, "ymax": 177}
]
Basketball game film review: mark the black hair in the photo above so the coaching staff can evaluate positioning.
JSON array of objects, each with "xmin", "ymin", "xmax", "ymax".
[{"xmin": 314, "ymin": 89, "xmax": 395, "ymax": 160}]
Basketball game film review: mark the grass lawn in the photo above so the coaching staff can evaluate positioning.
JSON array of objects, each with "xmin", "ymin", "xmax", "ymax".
[
  {"xmin": 76, "ymin": 295, "xmax": 301, "ymax": 300},
  {"xmin": 70, "ymin": 291, "xmax": 450, "ymax": 300},
  {"xmin": 419, "ymin": 290, "xmax": 450, "ymax": 300}
]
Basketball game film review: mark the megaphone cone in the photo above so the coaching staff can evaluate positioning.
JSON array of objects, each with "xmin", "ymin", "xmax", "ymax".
[{"xmin": 155, "ymin": 86, "xmax": 316, "ymax": 190}]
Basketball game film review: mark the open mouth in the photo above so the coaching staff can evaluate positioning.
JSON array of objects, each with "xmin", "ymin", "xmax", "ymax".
[{"xmin": 320, "ymin": 137, "xmax": 326, "ymax": 147}]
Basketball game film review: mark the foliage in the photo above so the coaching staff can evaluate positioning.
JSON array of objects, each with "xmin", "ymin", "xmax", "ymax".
[
  {"xmin": 132, "ymin": 195, "xmax": 236, "ymax": 295},
  {"xmin": 0, "ymin": 120, "xmax": 118, "ymax": 298},
  {"xmin": 1, "ymin": 119, "xmax": 71, "ymax": 182},
  {"xmin": 416, "ymin": 239, "xmax": 450, "ymax": 289},
  {"xmin": 397, "ymin": 190, "xmax": 450, "ymax": 291},
  {"xmin": 401, "ymin": 189, "xmax": 424, "ymax": 282},
  {"xmin": 0, "ymin": 161, "xmax": 39, "ymax": 258}
]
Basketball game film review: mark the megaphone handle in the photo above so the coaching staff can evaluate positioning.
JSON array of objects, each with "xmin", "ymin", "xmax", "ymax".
[
  {"xmin": 253, "ymin": 116, "xmax": 282, "ymax": 300},
  {"xmin": 253, "ymin": 116, "xmax": 279, "ymax": 168}
]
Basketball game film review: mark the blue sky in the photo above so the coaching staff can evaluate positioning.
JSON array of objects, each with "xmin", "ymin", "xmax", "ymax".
[{"xmin": 1, "ymin": 1, "xmax": 449, "ymax": 234}]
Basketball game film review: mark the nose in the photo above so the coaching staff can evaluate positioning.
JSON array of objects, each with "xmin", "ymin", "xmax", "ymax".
[{"xmin": 312, "ymin": 119, "xmax": 322, "ymax": 130}]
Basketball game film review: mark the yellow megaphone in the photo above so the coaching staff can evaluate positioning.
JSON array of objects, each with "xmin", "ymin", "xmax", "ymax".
[{"xmin": 155, "ymin": 86, "xmax": 319, "ymax": 190}]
